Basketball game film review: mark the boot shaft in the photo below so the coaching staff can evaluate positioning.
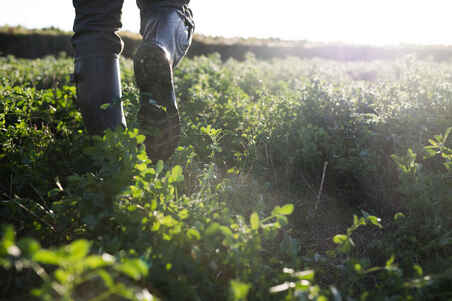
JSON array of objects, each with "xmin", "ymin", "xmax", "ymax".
[{"xmin": 74, "ymin": 56, "xmax": 126, "ymax": 134}]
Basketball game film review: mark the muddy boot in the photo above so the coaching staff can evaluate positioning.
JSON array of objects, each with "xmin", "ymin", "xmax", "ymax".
[
  {"xmin": 134, "ymin": 4, "xmax": 194, "ymax": 162},
  {"xmin": 74, "ymin": 55, "xmax": 127, "ymax": 135}
]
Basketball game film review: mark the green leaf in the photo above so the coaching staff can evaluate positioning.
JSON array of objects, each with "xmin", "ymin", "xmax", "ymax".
[
  {"xmin": 413, "ymin": 264, "xmax": 423, "ymax": 276},
  {"xmin": 368, "ymin": 216, "xmax": 383, "ymax": 229},
  {"xmin": 151, "ymin": 221, "xmax": 160, "ymax": 232},
  {"xmin": 115, "ymin": 259, "xmax": 148, "ymax": 280},
  {"xmin": 354, "ymin": 264, "xmax": 363, "ymax": 273},
  {"xmin": 54, "ymin": 269, "xmax": 71, "ymax": 284},
  {"xmin": 386, "ymin": 255, "xmax": 395, "ymax": 267},
  {"xmin": 136, "ymin": 134, "xmax": 145, "ymax": 144},
  {"xmin": 333, "ymin": 234, "xmax": 348, "ymax": 245},
  {"xmin": 220, "ymin": 226, "xmax": 234, "ymax": 238},
  {"xmin": 84, "ymin": 255, "xmax": 112, "ymax": 269},
  {"xmin": 97, "ymin": 269, "xmax": 114, "ymax": 288},
  {"xmin": 136, "ymin": 163, "xmax": 147, "ymax": 172},
  {"xmin": 156, "ymin": 160, "xmax": 164, "ymax": 173},
  {"xmin": 33, "ymin": 249, "xmax": 62, "ymax": 265},
  {"xmin": 250, "ymin": 212, "xmax": 260, "ymax": 230},
  {"xmin": 178, "ymin": 209, "xmax": 189, "ymax": 220},
  {"xmin": 271, "ymin": 206, "xmax": 281, "ymax": 216},
  {"xmin": 279, "ymin": 204, "xmax": 294, "ymax": 215},
  {"xmin": 1, "ymin": 225, "xmax": 16, "ymax": 254},
  {"xmin": 137, "ymin": 151, "xmax": 148, "ymax": 161},
  {"xmin": 230, "ymin": 280, "xmax": 250, "ymax": 301},
  {"xmin": 444, "ymin": 127, "xmax": 452, "ymax": 139},
  {"xmin": 394, "ymin": 212, "xmax": 406, "ymax": 221},
  {"xmin": 366, "ymin": 267, "xmax": 383, "ymax": 273},
  {"xmin": 205, "ymin": 223, "xmax": 221, "ymax": 236},
  {"xmin": 187, "ymin": 228, "xmax": 201, "ymax": 240},
  {"xmin": 272, "ymin": 204, "xmax": 294, "ymax": 216},
  {"xmin": 100, "ymin": 103, "xmax": 111, "ymax": 110},
  {"xmin": 160, "ymin": 215, "xmax": 177, "ymax": 227},
  {"xmin": 66, "ymin": 239, "xmax": 91, "ymax": 260},
  {"xmin": 353, "ymin": 215, "xmax": 359, "ymax": 225},
  {"xmin": 128, "ymin": 128, "xmax": 139, "ymax": 138},
  {"xmin": 169, "ymin": 165, "xmax": 184, "ymax": 183}
]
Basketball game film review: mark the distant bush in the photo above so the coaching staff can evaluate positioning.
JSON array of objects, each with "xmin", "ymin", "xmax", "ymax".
[{"xmin": 3, "ymin": 25, "xmax": 452, "ymax": 61}]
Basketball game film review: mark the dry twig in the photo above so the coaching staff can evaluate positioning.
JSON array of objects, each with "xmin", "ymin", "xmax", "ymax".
[{"xmin": 315, "ymin": 161, "xmax": 328, "ymax": 211}]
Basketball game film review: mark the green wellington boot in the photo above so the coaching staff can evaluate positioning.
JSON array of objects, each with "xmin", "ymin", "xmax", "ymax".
[{"xmin": 134, "ymin": 5, "xmax": 194, "ymax": 162}]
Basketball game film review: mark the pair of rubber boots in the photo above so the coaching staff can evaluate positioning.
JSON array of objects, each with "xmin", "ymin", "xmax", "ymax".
[{"xmin": 74, "ymin": 6, "xmax": 193, "ymax": 162}]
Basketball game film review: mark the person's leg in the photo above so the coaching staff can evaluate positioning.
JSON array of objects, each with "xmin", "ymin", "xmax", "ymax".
[
  {"xmin": 134, "ymin": 0, "xmax": 194, "ymax": 161},
  {"xmin": 72, "ymin": 0, "xmax": 127, "ymax": 135},
  {"xmin": 136, "ymin": 0, "xmax": 191, "ymax": 37}
]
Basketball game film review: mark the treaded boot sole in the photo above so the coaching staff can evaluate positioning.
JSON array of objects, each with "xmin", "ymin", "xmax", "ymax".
[{"xmin": 134, "ymin": 42, "xmax": 180, "ymax": 162}]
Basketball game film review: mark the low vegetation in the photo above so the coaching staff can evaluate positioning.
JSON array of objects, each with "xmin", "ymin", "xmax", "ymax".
[{"xmin": 0, "ymin": 52, "xmax": 451, "ymax": 300}]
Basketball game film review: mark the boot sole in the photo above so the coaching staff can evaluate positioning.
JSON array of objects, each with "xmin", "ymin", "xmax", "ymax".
[{"xmin": 134, "ymin": 42, "xmax": 180, "ymax": 162}]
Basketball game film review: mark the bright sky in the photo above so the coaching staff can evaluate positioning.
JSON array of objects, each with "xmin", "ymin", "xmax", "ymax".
[{"xmin": 2, "ymin": 0, "xmax": 452, "ymax": 45}]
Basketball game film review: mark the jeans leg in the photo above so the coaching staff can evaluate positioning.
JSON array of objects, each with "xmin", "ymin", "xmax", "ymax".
[
  {"xmin": 136, "ymin": 0, "xmax": 193, "ymax": 37},
  {"xmin": 136, "ymin": 0, "xmax": 191, "ymax": 10},
  {"xmin": 72, "ymin": 0, "xmax": 125, "ymax": 57}
]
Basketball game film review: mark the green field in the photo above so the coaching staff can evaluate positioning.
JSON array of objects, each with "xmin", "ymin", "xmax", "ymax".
[{"xmin": 0, "ymin": 53, "xmax": 451, "ymax": 300}]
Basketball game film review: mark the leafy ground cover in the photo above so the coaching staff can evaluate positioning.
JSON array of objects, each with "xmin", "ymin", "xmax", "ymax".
[{"xmin": 0, "ymin": 53, "xmax": 451, "ymax": 300}]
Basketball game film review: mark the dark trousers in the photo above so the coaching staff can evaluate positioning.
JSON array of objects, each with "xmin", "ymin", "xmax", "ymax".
[{"xmin": 72, "ymin": 0, "xmax": 190, "ymax": 57}]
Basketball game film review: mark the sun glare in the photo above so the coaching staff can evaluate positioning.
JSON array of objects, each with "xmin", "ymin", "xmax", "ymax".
[{"xmin": 181, "ymin": 0, "xmax": 452, "ymax": 45}]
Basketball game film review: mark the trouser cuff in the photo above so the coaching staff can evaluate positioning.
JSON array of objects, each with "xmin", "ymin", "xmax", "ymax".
[{"xmin": 72, "ymin": 31, "xmax": 124, "ymax": 58}]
